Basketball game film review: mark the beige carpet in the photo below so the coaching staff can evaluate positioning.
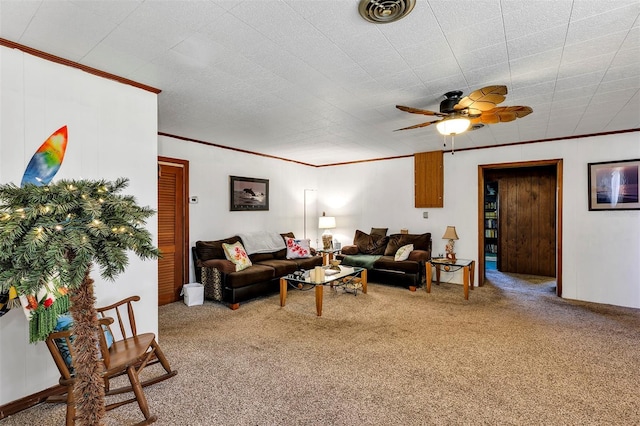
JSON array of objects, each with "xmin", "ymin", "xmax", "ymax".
[{"xmin": 4, "ymin": 271, "xmax": 640, "ymax": 425}]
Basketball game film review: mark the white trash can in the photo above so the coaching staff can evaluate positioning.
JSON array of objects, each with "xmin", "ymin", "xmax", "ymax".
[{"xmin": 181, "ymin": 283, "xmax": 204, "ymax": 306}]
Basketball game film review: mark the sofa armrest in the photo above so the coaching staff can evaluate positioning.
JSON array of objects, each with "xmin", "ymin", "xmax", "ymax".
[
  {"xmin": 408, "ymin": 249, "xmax": 430, "ymax": 262},
  {"xmin": 199, "ymin": 258, "xmax": 237, "ymax": 274},
  {"xmin": 340, "ymin": 245, "xmax": 359, "ymax": 255}
]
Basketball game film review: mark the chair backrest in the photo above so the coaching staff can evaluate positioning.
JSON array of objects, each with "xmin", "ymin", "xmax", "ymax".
[
  {"xmin": 46, "ymin": 329, "xmax": 76, "ymax": 381},
  {"xmin": 96, "ymin": 295, "xmax": 141, "ymax": 341},
  {"xmin": 46, "ymin": 317, "xmax": 114, "ymax": 380}
]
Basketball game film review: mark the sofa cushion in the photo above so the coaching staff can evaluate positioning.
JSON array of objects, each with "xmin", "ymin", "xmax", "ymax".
[
  {"xmin": 354, "ymin": 230, "xmax": 389, "ymax": 255},
  {"xmin": 222, "ymin": 241, "xmax": 252, "ymax": 271},
  {"xmin": 394, "ymin": 244, "xmax": 414, "ymax": 261},
  {"xmin": 285, "ymin": 237, "xmax": 312, "ymax": 259},
  {"xmin": 292, "ymin": 255, "xmax": 323, "ymax": 270},
  {"xmin": 224, "ymin": 264, "xmax": 276, "ymax": 289},
  {"xmin": 254, "ymin": 259, "xmax": 298, "ymax": 277},
  {"xmin": 196, "ymin": 236, "xmax": 242, "ymax": 261},
  {"xmin": 373, "ymin": 256, "xmax": 422, "ymax": 274},
  {"xmin": 249, "ymin": 252, "xmax": 275, "ymax": 263},
  {"xmin": 385, "ymin": 233, "xmax": 431, "ymax": 256}
]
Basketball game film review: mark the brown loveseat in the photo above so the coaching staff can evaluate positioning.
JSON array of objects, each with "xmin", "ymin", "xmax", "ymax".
[
  {"xmin": 336, "ymin": 229, "xmax": 432, "ymax": 290},
  {"xmin": 192, "ymin": 232, "xmax": 322, "ymax": 310}
]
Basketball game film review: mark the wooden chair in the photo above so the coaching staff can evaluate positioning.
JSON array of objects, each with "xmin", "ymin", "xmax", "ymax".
[
  {"xmin": 45, "ymin": 296, "xmax": 176, "ymax": 425},
  {"xmin": 96, "ymin": 295, "xmax": 177, "ymax": 392}
]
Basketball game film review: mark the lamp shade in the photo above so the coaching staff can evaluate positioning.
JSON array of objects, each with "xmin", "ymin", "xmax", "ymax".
[
  {"xmin": 436, "ymin": 116, "xmax": 471, "ymax": 135},
  {"xmin": 442, "ymin": 226, "xmax": 459, "ymax": 240},
  {"xmin": 318, "ymin": 213, "xmax": 336, "ymax": 229}
]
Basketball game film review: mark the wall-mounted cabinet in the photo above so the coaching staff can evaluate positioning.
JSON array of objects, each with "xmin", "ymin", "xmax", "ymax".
[{"xmin": 414, "ymin": 150, "xmax": 443, "ymax": 208}]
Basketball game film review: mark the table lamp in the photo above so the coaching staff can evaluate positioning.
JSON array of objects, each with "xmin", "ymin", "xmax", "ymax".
[
  {"xmin": 442, "ymin": 226, "xmax": 459, "ymax": 260},
  {"xmin": 318, "ymin": 212, "xmax": 336, "ymax": 249}
]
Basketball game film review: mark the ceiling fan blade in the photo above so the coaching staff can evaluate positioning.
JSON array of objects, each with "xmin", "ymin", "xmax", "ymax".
[
  {"xmin": 396, "ymin": 105, "xmax": 447, "ymax": 117},
  {"xmin": 510, "ymin": 105, "xmax": 533, "ymax": 118},
  {"xmin": 478, "ymin": 113, "xmax": 501, "ymax": 124},
  {"xmin": 394, "ymin": 120, "xmax": 439, "ymax": 131},
  {"xmin": 455, "ymin": 85, "xmax": 508, "ymax": 112},
  {"xmin": 478, "ymin": 106, "xmax": 533, "ymax": 124}
]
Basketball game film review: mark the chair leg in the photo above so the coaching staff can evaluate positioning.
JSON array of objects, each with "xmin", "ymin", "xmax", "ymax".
[
  {"xmin": 65, "ymin": 384, "xmax": 75, "ymax": 426},
  {"xmin": 151, "ymin": 340, "xmax": 174, "ymax": 375},
  {"xmin": 127, "ymin": 365, "xmax": 157, "ymax": 425}
]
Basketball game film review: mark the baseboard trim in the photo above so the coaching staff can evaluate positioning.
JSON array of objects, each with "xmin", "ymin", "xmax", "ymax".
[{"xmin": 0, "ymin": 385, "xmax": 65, "ymax": 420}]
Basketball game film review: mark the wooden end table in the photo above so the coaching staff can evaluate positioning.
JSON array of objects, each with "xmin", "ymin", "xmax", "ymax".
[
  {"xmin": 426, "ymin": 258, "xmax": 475, "ymax": 300},
  {"xmin": 316, "ymin": 248, "xmax": 341, "ymax": 266}
]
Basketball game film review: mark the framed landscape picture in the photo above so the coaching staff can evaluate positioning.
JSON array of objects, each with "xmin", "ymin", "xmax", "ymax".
[
  {"xmin": 230, "ymin": 176, "xmax": 269, "ymax": 211},
  {"xmin": 588, "ymin": 159, "xmax": 640, "ymax": 211}
]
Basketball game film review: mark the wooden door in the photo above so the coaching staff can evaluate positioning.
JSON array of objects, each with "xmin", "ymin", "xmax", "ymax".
[
  {"xmin": 498, "ymin": 166, "xmax": 556, "ymax": 276},
  {"xmin": 157, "ymin": 157, "xmax": 189, "ymax": 305}
]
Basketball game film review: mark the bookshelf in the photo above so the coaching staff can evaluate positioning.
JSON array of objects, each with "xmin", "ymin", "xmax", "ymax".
[{"xmin": 484, "ymin": 181, "xmax": 498, "ymax": 265}]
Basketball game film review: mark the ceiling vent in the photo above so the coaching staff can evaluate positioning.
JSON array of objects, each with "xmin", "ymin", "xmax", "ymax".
[{"xmin": 358, "ymin": 0, "xmax": 416, "ymax": 24}]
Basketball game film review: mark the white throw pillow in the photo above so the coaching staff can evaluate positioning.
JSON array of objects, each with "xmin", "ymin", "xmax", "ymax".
[
  {"xmin": 394, "ymin": 244, "xmax": 414, "ymax": 261},
  {"xmin": 285, "ymin": 237, "xmax": 312, "ymax": 259}
]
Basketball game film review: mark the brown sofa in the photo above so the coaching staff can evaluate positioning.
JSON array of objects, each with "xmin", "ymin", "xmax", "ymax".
[
  {"xmin": 192, "ymin": 232, "xmax": 322, "ymax": 309},
  {"xmin": 336, "ymin": 229, "xmax": 432, "ymax": 290}
]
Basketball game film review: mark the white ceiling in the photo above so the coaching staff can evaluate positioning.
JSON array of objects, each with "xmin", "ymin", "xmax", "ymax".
[{"xmin": 1, "ymin": 0, "xmax": 639, "ymax": 165}]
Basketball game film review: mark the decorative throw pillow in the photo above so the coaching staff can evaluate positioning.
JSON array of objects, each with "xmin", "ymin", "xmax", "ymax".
[
  {"xmin": 353, "ymin": 230, "xmax": 389, "ymax": 255},
  {"xmin": 222, "ymin": 241, "xmax": 252, "ymax": 271},
  {"xmin": 394, "ymin": 244, "xmax": 414, "ymax": 261},
  {"xmin": 370, "ymin": 227, "xmax": 388, "ymax": 238},
  {"xmin": 53, "ymin": 313, "xmax": 114, "ymax": 371},
  {"xmin": 285, "ymin": 237, "xmax": 311, "ymax": 259}
]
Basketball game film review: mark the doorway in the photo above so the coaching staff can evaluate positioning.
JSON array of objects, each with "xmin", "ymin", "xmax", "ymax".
[
  {"xmin": 157, "ymin": 157, "xmax": 190, "ymax": 305},
  {"xmin": 478, "ymin": 159, "xmax": 563, "ymax": 296}
]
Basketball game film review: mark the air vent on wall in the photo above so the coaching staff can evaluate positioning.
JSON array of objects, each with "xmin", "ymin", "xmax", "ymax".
[{"xmin": 358, "ymin": 0, "xmax": 416, "ymax": 24}]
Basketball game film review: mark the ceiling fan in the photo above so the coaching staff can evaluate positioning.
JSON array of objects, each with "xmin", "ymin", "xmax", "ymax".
[{"xmin": 395, "ymin": 85, "xmax": 533, "ymax": 135}]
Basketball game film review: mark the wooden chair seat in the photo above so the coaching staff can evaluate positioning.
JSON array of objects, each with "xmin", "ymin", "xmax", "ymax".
[{"xmin": 103, "ymin": 333, "xmax": 156, "ymax": 374}]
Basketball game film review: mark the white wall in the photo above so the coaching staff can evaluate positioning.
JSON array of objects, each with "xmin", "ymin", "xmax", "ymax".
[
  {"xmin": 0, "ymin": 47, "xmax": 158, "ymax": 405},
  {"xmin": 158, "ymin": 136, "xmax": 318, "ymax": 282},
  {"xmin": 317, "ymin": 132, "xmax": 640, "ymax": 308}
]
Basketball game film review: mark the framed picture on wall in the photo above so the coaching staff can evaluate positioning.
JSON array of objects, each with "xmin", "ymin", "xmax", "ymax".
[
  {"xmin": 230, "ymin": 176, "xmax": 269, "ymax": 211},
  {"xmin": 588, "ymin": 159, "xmax": 640, "ymax": 211}
]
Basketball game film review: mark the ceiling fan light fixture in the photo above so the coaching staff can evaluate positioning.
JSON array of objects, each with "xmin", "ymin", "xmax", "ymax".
[{"xmin": 436, "ymin": 116, "xmax": 471, "ymax": 135}]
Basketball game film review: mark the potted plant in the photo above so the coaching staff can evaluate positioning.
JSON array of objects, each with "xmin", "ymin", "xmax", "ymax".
[{"xmin": 0, "ymin": 177, "xmax": 160, "ymax": 425}]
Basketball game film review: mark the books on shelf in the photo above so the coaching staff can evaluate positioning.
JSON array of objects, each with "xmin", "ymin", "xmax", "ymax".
[{"xmin": 485, "ymin": 229, "xmax": 498, "ymax": 238}]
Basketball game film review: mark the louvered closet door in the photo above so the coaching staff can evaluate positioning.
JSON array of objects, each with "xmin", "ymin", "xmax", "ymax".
[{"xmin": 157, "ymin": 159, "xmax": 188, "ymax": 305}]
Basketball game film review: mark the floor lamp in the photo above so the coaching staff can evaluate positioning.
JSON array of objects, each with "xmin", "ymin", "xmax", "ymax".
[{"xmin": 303, "ymin": 189, "xmax": 316, "ymax": 239}]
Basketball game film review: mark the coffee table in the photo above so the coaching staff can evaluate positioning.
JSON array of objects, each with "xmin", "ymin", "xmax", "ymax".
[
  {"xmin": 279, "ymin": 266, "xmax": 367, "ymax": 316},
  {"xmin": 426, "ymin": 258, "xmax": 475, "ymax": 300}
]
